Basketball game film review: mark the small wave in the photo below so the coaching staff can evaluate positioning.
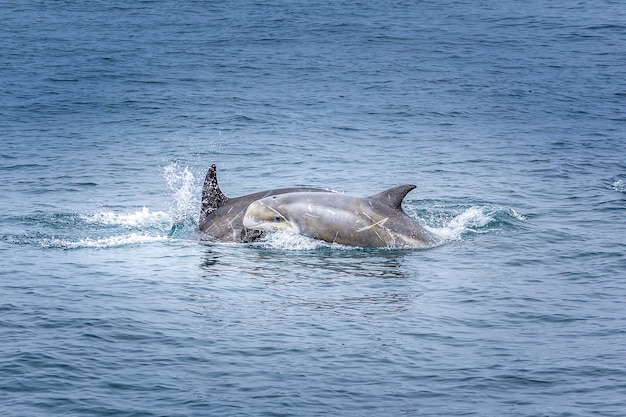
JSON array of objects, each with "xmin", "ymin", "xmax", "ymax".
[
  {"xmin": 81, "ymin": 207, "xmax": 170, "ymax": 228},
  {"xmin": 509, "ymin": 208, "xmax": 527, "ymax": 221},
  {"xmin": 432, "ymin": 206, "xmax": 492, "ymax": 242}
]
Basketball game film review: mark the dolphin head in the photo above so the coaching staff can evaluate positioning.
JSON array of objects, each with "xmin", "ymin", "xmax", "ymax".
[{"xmin": 243, "ymin": 197, "xmax": 297, "ymax": 233}]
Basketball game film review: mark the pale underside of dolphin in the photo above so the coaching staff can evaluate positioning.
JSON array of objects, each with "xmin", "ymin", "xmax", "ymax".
[
  {"xmin": 243, "ymin": 186, "xmax": 440, "ymax": 248},
  {"xmin": 198, "ymin": 164, "xmax": 330, "ymax": 242}
]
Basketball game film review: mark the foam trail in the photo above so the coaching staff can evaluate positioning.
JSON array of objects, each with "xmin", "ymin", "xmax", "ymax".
[
  {"xmin": 41, "ymin": 233, "xmax": 168, "ymax": 250},
  {"xmin": 82, "ymin": 207, "xmax": 170, "ymax": 228}
]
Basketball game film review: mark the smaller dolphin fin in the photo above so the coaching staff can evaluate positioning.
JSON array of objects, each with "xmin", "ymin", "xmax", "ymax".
[
  {"xmin": 369, "ymin": 184, "xmax": 416, "ymax": 211},
  {"xmin": 201, "ymin": 164, "xmax": 228, "ymax": 217}
]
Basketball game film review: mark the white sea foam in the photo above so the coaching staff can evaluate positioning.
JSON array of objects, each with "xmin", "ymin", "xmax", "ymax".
[
  {"xmin": 255, "ymin": 231, "xmax": 329, "ymax": 251},
  {"xmin": 434, "ymin": 206, "xmax": 494, "ymax": 242},
  {"xmin": 612, "ymin": 179, "xmax": 625, "ymax": 192},
  {"xmin": 82, "ymin": 207, "xmax": 170, "ymax": 228},
  {"xmin": 509, "ymin": 208, "xmax": 527, "ymax": 221},
  {"xmin": 42, "ymin": 233, "xmax": 168, "ymax": 249}
]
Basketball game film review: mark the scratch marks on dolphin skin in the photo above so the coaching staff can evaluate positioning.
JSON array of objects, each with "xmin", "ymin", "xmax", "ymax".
[
  {"xmin": 357, "ymin": 213, "xmax": 395, "ymax": 245},
  {"xmin": 373, "ymin": 229, "xmax": 386, "ymax": 245},
  {"xmin": 357, "ymin": 216, "xmax": 389, "ymax": 232}
]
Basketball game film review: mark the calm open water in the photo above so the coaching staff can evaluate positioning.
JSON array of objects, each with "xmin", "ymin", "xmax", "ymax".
[{"xmin": 1, "ymin": 1, "xmax": 625, "ymax": 416}]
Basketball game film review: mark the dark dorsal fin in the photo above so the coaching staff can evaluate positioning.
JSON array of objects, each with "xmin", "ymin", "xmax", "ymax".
[
  {"xmin": 369, "ymin": 184, "xmax": 416, "ymax": 211},
  {"xmin": 201, "ymin": 164, "xmax": 228, "ymax": 217}
]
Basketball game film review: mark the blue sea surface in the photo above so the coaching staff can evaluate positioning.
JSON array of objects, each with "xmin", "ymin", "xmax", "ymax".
[{"xmin": 1, "ymin": 1, "xmax": 625, "ymax": 415}]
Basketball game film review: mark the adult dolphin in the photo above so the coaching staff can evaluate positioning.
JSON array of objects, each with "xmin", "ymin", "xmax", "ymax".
[
  {"xmin": 242, "ymin": 186, "xmax": 440, "ymax": 248},
  {"xmin": 198, "ymin": 164, "xmax": 330, "ymax": 242}
]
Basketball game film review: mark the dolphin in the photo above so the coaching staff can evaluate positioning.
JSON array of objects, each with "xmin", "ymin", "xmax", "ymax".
[
  {"xmin": 198, "ymin": 164, "xmax": 330, "ymax": 242},
  {"xmin": 242, "ymin": 185, "xmax": 440, "ymax": 248}
]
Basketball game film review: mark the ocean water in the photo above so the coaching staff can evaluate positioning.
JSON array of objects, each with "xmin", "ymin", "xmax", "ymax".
[{"xmin": 1, "ymin": 0, "xmax": 625, "ymax": 415}]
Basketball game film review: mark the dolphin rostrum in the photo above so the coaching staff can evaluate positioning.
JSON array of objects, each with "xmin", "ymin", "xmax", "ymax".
[
  {"xmin": 198, "ymin": 164, "xmax": 329, "ymax": 242},
  {"xmin": 242, "ymin": 186, "xmax": 440, "ymax": 248}
]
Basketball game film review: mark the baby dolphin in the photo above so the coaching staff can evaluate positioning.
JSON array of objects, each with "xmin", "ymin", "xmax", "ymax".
[
  {"xmin": 243, "ymin": 185, "xmax": 439, "ymax": 248},
  {"xmin": 198, "ymin": 164, "xmax": 330, "ymax": 242}
]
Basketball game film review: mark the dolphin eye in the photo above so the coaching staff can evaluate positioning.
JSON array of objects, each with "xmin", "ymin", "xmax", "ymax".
[{"xmin": 274, "ymin": 216, "xmax": 282, "ymax": 222}]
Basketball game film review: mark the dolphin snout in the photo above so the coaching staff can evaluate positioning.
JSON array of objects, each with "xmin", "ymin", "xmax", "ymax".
[
  {"xmin": 242, "ymin": 213, "xmax": 260, "ymax": 228},
  {"xmin": 242, "ymin": 201, "xmax": 262, "ymax": 228},
  {"xmin": 243, "ymin": 200, "xmax": 294, "ymax": 233}
]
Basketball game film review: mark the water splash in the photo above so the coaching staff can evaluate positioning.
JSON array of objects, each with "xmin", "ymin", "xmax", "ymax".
[
  {"xmin": 163, "ymin": 163, "xmax": 200, "ymax": 237},
  {"xmin": 407, "ymin": 200, "xmax": 526, "ymax": 244},
  {"xmin": 430, "ymin": 206, "xmax": 491, "ymax": 242},
  {"xmin": 163, "ymin": 163, "xmax": 198, "ymax": 223}
]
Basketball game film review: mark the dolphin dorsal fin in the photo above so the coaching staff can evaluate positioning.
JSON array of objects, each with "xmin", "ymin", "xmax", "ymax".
[
  {"xmin": 369, "ymin": 184, "xmax": 417, "ymax": 211},
  {"xmin": 201, "ymin": 164, "xmax": 228, "ymax": 217}
]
